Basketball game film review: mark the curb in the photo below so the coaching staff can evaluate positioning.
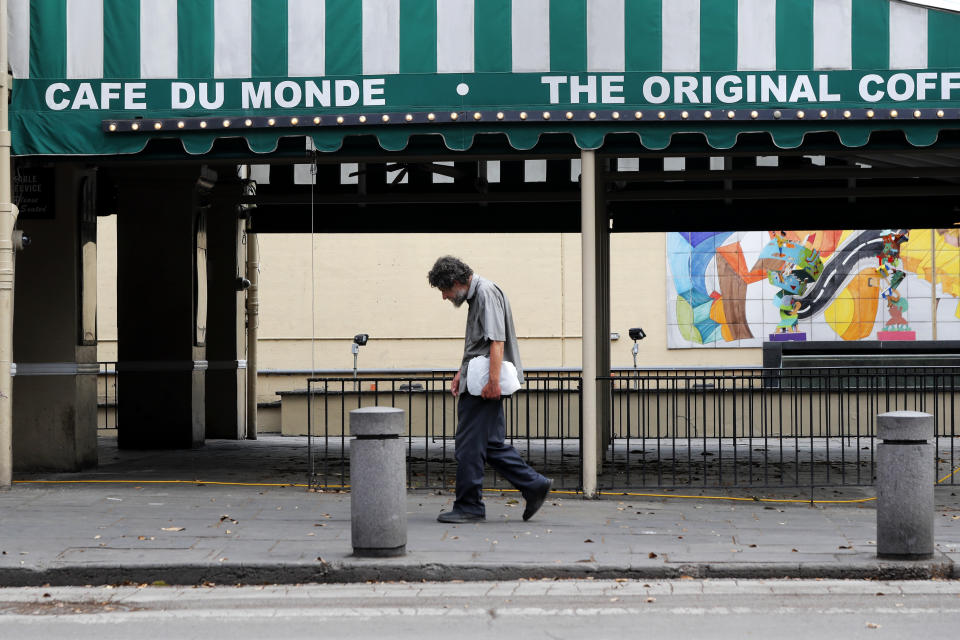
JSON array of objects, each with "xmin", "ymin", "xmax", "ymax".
[{"xmin": 0, "ymin": 556, "xmax": 953, "ymax": 587}]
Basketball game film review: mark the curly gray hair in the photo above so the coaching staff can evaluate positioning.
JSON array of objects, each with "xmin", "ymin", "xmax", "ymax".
[{"xmin": 427, "ymin": 256, "xmax": 473, "ymax": 290}]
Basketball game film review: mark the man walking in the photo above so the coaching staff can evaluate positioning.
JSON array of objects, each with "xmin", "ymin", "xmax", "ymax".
[{"xmin": 428, "ymin": 256, "xmax": 552, "ymax": 524}]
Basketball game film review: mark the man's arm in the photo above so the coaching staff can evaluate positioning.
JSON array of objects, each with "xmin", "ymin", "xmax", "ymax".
[
  {"xmin": 451, "ymin": 370, "xmax": 460, "ymax": 397},
  {"xmin": 481, "ymin": 340, "xmax": 504, "ymax": 400}
]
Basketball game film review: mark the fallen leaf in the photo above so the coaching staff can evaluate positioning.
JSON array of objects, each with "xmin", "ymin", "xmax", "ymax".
[
  {"xmin": 749, "ymin": 544, "xmax": 757, "ymax": 548},
  {"xmin": 646, "ymin": 597, "xmax": 656, "ymax": 603},
  {"xmin": 839, "ymin": 545, "xmax": 852, "ymax": 550},
  {"xmin": 791, "ymin": 549, "xmax": 798, "ymax": 552},
  {"xmin": 584, "ymin": 539, "xmax": 594, "ymax": 543},
  {"xmin": 866, "ymin": 623, "xmax": 881, "ymax": 629},
  {"xmin": 137, "ymin": 536, "xmax": 146, "ymax": 541},
  {"xmin": 161, "ymin": 527, "xmax": 185, "ymax": 532},
  {"xmin": 648, "ymin": 552, "xmax": 658, "ymax": 559}
]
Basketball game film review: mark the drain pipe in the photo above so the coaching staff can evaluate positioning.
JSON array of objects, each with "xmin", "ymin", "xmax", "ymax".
[
  {"xmin": 243, "ymin": 175, "xmax": 259, "ymax": 440},
  {"xmin": 581, "ymin": 150, "xmax": 597, "ymax": 498},
  {"xmin": 0, "ymin": 0, "xmax": 18, "ymax": 490},
  {"xmin": 245, "ymin": 224, "xmax": 259, "ymax": 439}
]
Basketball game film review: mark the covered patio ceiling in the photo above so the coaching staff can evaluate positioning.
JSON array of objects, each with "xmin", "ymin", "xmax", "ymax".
[{"xmin": 79, "ymin": 128, "xmax": 960, "ymax": 234}]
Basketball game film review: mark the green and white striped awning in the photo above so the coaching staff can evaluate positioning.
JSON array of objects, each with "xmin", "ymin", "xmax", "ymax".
[{"xmin": 9, "ymin": 0, "xmax": 960, "ymax": 156}]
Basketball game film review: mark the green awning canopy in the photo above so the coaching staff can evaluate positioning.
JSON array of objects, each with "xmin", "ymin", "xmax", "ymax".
[{"xmin": 10, "ymin": 0, "xmax": 960, "ymax": 157}]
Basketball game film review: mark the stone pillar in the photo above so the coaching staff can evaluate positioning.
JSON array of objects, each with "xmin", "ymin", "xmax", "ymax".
[
  {"xmin": 877, "ymin": 411, "xmax": 935, "ymax": 559},
  {"xmin": 350, "ymin": 407, "xmax": 407, "ymax": 557},
  {"xmin": 204, "ymin": 172, "xmax": 246, "ymax": 439},
  {"xmin": 12, "ymin": 164, "xmax": 98, "ymax": 471},
  {"xmin": 115, "ymin": 166, "xmax": 213, "ymax": 449}
]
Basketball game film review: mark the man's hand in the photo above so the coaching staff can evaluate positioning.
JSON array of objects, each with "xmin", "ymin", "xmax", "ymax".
[
  {"xmin": 451, "ymin": 371, "xmax": 460, "ymax": 397},
  {"xmin": 480, "ymin": 379, "xmax": 501, "ymax": 400},
  {"xmin": 482, "ymin": 340, "xmax": 505, "ymax": 400}
]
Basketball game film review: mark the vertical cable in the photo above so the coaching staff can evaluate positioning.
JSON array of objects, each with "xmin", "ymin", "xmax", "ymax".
[{"xmin": 310, "ymin": 157, "xmax": 317, "ymax": 378}]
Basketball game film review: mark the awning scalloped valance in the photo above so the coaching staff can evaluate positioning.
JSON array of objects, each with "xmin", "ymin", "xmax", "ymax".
[{"xmin": 10, "ymin": 0, "xmax": 960, "ymax": 156}]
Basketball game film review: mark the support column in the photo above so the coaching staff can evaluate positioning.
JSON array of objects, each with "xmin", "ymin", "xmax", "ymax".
[
  {"xmin": 12, "ymin": 165, "xmax": 97, "ymax": 471},
  {"xmin": 581, "ymin": 152, "xmax": 612, "ymax": 496},
  {"xmin": 204, "ymin": 171, "xmax": 246, "ymax": 439},
  {"xmin": 0, "ymin": 0, "xmax": 14, "ymax": 486},
  {"xmin": 581, "ymin": 150, "xmax": 598, "ymax": 497},
  {"xmin": 115, "ymin": 167, "xmax": 212, "ymax": 449}
]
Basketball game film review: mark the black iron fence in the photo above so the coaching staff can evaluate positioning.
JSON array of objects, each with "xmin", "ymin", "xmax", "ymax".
[
  {"xmin": 305, "ymin": 372, "xmax": 582, "ymax": 491},
  {"xmin": 93, "ymin": 363, "xmax": 960, "ymax": 493},
  {"xmin": 97, "ymin": 362, "xmax": 118, "ymax": 433},
  {"xmin": 606, "ymin": 366, "xmax": 960, "ymax": 491}
]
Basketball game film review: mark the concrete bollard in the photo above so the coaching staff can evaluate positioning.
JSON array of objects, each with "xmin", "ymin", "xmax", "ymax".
[
  {"xmin": 876, "ymin": 410, "xmax": 934, "ymax": 560},
  {"xmin": 349, "ymin": 407, "xmax": 407, "ymax": 557}
]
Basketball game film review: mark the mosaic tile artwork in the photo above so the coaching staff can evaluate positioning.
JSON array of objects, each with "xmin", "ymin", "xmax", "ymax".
[{"xmin": 666, "ymin": 229, "xmax": 960, "ymax": 348}]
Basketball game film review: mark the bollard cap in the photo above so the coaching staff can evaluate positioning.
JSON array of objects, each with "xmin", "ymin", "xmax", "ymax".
[
  {"xmin": 877, "ymin": 411, "xmax": 933, "ymax": 442},
  {"xmin": 349, "ymin": 406, "xmax": 405, "ymax": 437}
]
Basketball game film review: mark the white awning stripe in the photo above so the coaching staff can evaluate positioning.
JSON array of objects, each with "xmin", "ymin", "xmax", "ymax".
[
  {"xmin": 362, "ymin": 0, "xmax": 400, "ymax": 75},
  {"xmin": 587, "ymin": 0, "xmax": 624, "ymax": 72},
  {"xmin": 436, "ymin": 0, "xmax": 474, "ymax": 73},
  {"xmin": 4, "ymin": 0, "xmax": 951, "ymax": 79},
  {"xmin": 662, "ymin": 0, "xmax": 700, "ymax": 73},
  {"xmin": 140, "ymin": 0, "xmax": 178, "ymax": 79},
  {"xmin": 890, "ymin": 1, "xmax": 929, "ymax": 69},
  {"xmin": 214, "ymin": 0, "xmax": 251, "ymax": 79},
  {"xmin": 737, "ymin": 0, "xmax": 777, "ymax": 71},
  {"xmin": 7, "ymin": 0, "xmax": 29, "ymax": 78},
  {"xmin": 66, "ymin": 0, "xmax": 104, "ymax": 79},
  {"xmin": 287, "ymin": 0, "xmax": 325, "ymax": 77},
  {"xmin": 814, "ymin": 0, "xmax": 854, "ymax": 70},
  {"xmin": 511, "ymin": 0, "xmax": 550, "ymax": 73}
]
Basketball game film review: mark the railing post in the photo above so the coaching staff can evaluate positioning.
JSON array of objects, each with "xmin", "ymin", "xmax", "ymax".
[{"xmin": 876, "ymin": 410, "xmax": 935, "ymax": 559}]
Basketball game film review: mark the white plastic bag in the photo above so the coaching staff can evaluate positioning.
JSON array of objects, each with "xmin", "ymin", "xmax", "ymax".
[{"xmin": 465, "ymin": 355, "xmax": 522, "ymax": 396}]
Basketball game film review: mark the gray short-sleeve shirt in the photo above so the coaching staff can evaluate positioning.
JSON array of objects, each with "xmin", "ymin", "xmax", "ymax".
[{"xmin": 459, "ymin": 275, "xmax": 524, "ymax": 389}]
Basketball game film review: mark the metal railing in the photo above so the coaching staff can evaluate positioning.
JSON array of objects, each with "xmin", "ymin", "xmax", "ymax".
[
  {"xmin": 305, "ymin": 372, "xmax": 583, "ymax": 491},
  {"xmin": 606, "ymin": 366, "xmax": 960, "ymax": 491},
  {"xmin": 93, "ymin": 363, "xmax": 960, "ymax": 493},
  {"xmin": 97, "ymin": 362, "xmax": 118, "ymax": 432}
]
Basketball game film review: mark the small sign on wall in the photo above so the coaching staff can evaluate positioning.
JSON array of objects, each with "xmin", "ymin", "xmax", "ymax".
[{"xmin": 13, "ymin": 167, "xmax": 55, "ymax": 220}]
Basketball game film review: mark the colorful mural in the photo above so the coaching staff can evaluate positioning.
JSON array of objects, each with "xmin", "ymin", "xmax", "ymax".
[{"xmin": 666, "ymin": 229, "xmax": 960, "ymax": 348}]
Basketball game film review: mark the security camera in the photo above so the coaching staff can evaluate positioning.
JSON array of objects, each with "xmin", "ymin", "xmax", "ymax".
[
  {"xmin": 629, "ymin": 327, "xmax": 646, "ymax": 341},
  {"xmin": 353, "ymin": 334, "xmax": 369, "ymax": 346}
]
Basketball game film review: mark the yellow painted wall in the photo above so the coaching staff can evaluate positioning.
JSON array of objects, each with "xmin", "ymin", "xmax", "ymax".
[{"xmin": 96, "ymin": 217, "xmax": 762, "ymax": 370}]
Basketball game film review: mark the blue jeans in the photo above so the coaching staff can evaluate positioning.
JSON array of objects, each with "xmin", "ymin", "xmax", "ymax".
[{"xmin": 453, "ymin": 393, "xmax": 548, "ymax": 517}]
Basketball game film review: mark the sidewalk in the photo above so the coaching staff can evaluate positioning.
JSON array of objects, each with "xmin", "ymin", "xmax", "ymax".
[
  {"xmin": 2, "ymin": 435, "xmax": 959, "ymax": 586},
  {"xmin": 2, "ymin": 481, "xmax": 959, "ymax": 586}
]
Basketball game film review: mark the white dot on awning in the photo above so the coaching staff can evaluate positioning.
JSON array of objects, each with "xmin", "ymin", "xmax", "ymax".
[{"xmin": 456, "ymin": 83, "xmax": 470, "ymax": 96}]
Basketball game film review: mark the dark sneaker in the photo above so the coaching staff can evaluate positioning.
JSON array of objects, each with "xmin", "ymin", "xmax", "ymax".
[
  {"xmin": 523, "ymin": 479, "xmax": 553, "ymax": 521},
  {"xmin": 437, "ymin": 510, "xmax": 485, "ymax": 524}
]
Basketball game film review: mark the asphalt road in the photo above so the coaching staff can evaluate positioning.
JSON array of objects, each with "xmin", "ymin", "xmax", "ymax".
[{"xmin": 2, "ymin": 579, "xmax": 959, "ymax": 639}]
